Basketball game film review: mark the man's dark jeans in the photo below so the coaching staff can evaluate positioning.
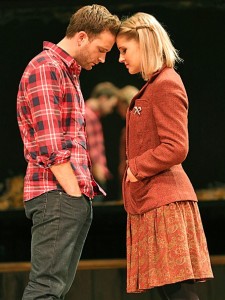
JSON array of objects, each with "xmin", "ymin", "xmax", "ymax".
[{"xmin": 22, "ymin": 190, "xmax": 92, "ymax": 299}]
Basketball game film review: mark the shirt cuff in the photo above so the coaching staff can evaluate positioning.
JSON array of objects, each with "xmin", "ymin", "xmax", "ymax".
[{"xmin": 36, "ymin": 150, "xmax": 71, "ymax": 168}]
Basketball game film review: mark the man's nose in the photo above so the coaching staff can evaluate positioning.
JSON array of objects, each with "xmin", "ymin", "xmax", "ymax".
[{"xmin": 98, "ymin": 53, "xmax": 106, "ymax": 63}]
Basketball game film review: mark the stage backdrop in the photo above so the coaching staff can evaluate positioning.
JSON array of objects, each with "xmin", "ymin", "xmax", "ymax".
[{"xmin": 0, "ymin": 0, "xmax": 225, "ymax": 200}]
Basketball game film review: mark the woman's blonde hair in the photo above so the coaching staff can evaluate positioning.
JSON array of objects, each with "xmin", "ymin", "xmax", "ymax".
[{"xmin": 118, "ymin": 12, "xmax": 182, "ymax": 80}]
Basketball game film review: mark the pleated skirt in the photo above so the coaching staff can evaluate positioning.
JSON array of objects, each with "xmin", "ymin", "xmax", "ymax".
[{"xmin": 126, "ymin": 201, "xmax": 214, "ymax": 293}]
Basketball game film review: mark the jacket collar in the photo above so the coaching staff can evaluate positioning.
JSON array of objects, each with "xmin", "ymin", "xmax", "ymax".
[{"xmin": 129, "ymin": 65, "xmax": 168, "ymax": 108}]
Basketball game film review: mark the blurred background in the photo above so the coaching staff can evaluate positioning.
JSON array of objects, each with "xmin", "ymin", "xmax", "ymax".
[
  {"xmin": 0, "ymin": 1, "xmax": 225, "ymax": 299},
  {"xmin": 0, "ymin": 0, "xmax": 225, "ymax": 203}
]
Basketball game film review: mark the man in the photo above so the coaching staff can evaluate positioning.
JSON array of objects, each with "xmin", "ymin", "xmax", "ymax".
[
  {"xmin": 17, "ymin": 5, "xmax": 120, "ymax": 299},
  {"xmin": 85, "ymin": 82, "xmax": 119, "ymax": 201}
]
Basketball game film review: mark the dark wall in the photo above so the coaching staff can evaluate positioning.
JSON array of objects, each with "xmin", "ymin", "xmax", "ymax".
[{"xmin": 0, "ymin": 1, "xmax": 225, "ymax": 198}]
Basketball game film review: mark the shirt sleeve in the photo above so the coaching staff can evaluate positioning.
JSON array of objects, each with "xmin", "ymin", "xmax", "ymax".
[
  {"xmin": 26, "ymin": 64, "xmax": 71, "ymax": 168},
  {"xmin": 129, "ymin": 77, "xmax": 189, "ymax": 180}
]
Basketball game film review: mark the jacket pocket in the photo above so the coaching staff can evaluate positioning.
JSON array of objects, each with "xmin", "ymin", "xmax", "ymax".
[
  {"xmin": 122, "ymin": 177, "xmax": 158, "ymax": 213},
  {"xmin": 129, "ymin": 179, "xmax": 150, "ymax": 202}
]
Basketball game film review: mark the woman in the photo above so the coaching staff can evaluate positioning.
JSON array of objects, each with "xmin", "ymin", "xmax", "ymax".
[{"xmin": 116, "ymin": 12, "xmax": 213, "ymax": 299}]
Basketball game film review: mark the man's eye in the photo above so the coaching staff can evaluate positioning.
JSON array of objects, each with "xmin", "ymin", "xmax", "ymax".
[
  {"xmin": 121, "ymin": 49, "xmax": 126, "ymax": 55},
  {"xmin": 99, "ymin": 49, "xmax": 106, "ymax": 53}
]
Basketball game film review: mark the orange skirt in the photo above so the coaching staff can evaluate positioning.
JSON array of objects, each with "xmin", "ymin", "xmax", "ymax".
[{"xmin": 126, "ymin": 201, "xmax": 213, "ymax": 293}]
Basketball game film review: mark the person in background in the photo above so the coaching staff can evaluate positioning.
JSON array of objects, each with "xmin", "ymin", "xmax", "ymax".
[
  {"xmin": 85, "ymin": 81, "xmax": 119, "ymax": 201},
  {"xmin": 117, "ymin": 85, "xmax": 139, "ymax": 184},
  {"xmin": 17, "ymin": 5, "xmax": 120, "ymax": 299},
  {"xmin": 116, "ymin": 12, "xmax": 213, "ymax": 299}
]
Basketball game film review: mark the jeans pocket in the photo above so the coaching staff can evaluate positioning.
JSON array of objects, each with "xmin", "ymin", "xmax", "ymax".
[{"xmin": 60, "ymin": 191, "xmax": 84, "ymax": 200}]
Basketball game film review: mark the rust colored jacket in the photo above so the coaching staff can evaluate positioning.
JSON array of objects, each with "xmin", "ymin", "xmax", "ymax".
[{"xmin": 122, "ymin": 67, "xmax": 197, "ymax": 215}]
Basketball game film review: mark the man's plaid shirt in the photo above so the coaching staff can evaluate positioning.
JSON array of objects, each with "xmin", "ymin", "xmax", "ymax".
[{"xmin": 17, "ymin": 41, "xmax": 102, "ymax": 201}]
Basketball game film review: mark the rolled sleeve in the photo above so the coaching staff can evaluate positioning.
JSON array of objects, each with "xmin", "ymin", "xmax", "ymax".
[{"xmin": 36, "ymin": 150, "xmax": 71, "ymax": 168}]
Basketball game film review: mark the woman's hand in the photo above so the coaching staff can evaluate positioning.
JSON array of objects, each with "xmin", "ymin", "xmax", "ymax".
[{"xmin": 126, "ymin": 167, "xmax": 138, "ymax": 182}]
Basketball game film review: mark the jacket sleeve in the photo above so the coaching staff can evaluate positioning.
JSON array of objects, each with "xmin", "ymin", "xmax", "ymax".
[{"xmin": 129, "ymin": 76, "xmax": 189, "ymax": 180}]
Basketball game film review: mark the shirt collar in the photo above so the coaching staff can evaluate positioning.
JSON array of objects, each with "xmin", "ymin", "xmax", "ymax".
[{"xmin": 43, "ymin": 41, "xmax": 81, "ymax": 76}]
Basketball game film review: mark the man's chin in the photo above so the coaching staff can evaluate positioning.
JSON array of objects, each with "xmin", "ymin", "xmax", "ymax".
[{"xmin": 83, "ymin": 65, "xmax": 93, "ymax": 71}]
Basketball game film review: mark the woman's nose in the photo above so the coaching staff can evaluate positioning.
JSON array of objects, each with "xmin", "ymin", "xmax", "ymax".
[{"xmin": 119, "ymin": 54, "xmax": 124, "ymax": 63}]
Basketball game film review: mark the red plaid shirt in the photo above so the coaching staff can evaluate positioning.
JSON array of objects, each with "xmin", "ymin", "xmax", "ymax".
[{"xmin": 17, "ymin": 41, "xmax": 103, "ymax": 201}]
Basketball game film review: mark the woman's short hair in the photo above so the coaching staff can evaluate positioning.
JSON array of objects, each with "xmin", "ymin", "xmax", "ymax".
[
  {"xmin": 66, "ymin": 4, "xmax": 120, "ymax": 39},
  {"xmin": 118, "ymin": 12, "xmax": 182, "ymax": 80}
]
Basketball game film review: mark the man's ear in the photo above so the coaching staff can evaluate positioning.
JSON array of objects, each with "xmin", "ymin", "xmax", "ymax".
[{"xmin": 77, "ymin": 31, "xmax": 88, "ymax": 46}]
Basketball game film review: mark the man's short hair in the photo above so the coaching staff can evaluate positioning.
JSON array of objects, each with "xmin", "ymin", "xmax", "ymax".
[{"xmin": 66, "ymin": 4, "xmax": 120, "ymax": 38}]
